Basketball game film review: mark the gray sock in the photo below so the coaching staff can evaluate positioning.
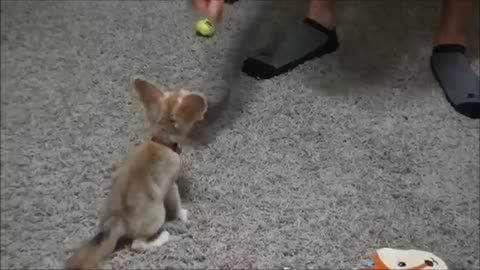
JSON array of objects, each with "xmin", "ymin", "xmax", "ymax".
[
  {"xmin": 431, "ymin": 44, "xmax": 480, "ymax": 119},
  {"xmin": 241, "ymin": 18, "xmax": 339, "ymax": 80}
]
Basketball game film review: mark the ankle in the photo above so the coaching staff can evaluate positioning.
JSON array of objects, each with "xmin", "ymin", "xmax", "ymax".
[
  {"xmin": 433, "ymin": 31, "xmax": 467, "ymax": 47},
  {"xmin": 306, "ymin": 12, "xmax": 335, "ymax": 30}
]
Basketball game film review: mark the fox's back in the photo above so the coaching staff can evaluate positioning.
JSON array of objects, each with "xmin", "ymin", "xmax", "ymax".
[{"xmin": 102, "ymin": 142, "xmax": 180, "ymax": 227}]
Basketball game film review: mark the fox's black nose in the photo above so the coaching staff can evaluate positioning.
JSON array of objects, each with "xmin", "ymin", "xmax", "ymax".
[{"xmin": 425, "ymin": 260, "xmax": 434, "ymax": 266}]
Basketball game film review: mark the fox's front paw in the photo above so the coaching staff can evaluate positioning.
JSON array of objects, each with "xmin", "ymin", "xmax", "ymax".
[
  {"xmin": 131, "ymin": 239, "xmax": 148, "ymax": 251},
  {"xmin": 179, "ymin": 208, "xmax": 188, "ymax": 223}
]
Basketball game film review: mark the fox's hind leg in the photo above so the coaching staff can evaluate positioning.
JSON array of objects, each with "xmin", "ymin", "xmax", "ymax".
[
  {"xmin": 131, "ymin": 203, "xmax": 169, "ymax": 251},
  {"xmin": 164, "ymin": 183, "xmax": 188, "ymax": 223},
  {"xmin": 131, "ymin": 230, "xmax": 170, "ymax": 251}
]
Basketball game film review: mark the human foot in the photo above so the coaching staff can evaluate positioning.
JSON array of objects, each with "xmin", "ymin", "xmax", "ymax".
[
  {"xmin": 431, "ymin": 44, "xmax": 480, "ymax": 119},
  {"xmin": 241, "ymin": 18, "xmax": 339, "ymax": 80}
]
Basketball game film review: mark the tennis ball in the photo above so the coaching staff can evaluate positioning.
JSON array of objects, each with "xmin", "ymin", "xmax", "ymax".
[{"xmin": 196, "ymin": 18, "xmax": 215, "ymax": 37}]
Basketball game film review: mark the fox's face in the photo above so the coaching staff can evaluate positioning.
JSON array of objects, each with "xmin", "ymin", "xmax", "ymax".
[
  {"xmin": 133, "ymin": 78, "xmax": 207, "ymax": 142},
  {"xmin": 365, "ymin": 248, "xmax": 448, "ymax": 270}
]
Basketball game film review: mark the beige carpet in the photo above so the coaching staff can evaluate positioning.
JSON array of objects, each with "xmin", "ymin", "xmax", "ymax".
[{"xmin": 1, "ymin": 0, "xmax": 479, "ymax": 269}]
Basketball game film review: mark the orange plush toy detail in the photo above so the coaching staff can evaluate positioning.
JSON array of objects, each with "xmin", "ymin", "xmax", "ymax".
[{"xmin": 356, "ymin": 248, "xmax": 448, "ymax": 270}]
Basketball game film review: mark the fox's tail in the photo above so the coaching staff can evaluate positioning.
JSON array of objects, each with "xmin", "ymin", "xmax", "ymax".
[{"xmin": 65, "ymin": 216, "xmax": 125, "ymax": 270}]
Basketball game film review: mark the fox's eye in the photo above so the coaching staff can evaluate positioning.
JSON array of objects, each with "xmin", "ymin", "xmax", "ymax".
[
  {"xmin": 397, "ymin": 262, "xmax": 406, "ymax": 267},
  {"xmin": 425, "ymin": 260, "xmax": 434, "ymax": 266}
]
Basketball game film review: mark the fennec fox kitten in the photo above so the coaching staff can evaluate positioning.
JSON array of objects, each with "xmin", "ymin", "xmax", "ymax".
[{"xmin": 65, "ymin": 78, "xmax": 207, "ymax": 270}]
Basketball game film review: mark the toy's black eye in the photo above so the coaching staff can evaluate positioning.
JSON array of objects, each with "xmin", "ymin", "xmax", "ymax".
[
  {"xmin": 398, "ymin": 262, "xmax": 406, "ymax": 267},
  {"xmin": 425, "ymin": 260, "xmax": 434, "ymax": 266}
]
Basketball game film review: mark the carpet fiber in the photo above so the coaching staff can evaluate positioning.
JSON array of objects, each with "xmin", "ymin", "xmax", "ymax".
[{"xmin": 1, "ymin": 1, "xmax": 479, "ymax": 269}]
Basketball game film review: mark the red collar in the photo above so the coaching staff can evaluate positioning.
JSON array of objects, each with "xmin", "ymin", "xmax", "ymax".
[{"xmin": 151, "ymin": 136, "xmax": 181, "ymax": 154}]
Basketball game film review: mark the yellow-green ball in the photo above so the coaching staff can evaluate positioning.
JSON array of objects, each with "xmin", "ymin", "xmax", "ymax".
[{"xmin": 196, "ymin": 19, "xmax": 215, "ymax": 37}]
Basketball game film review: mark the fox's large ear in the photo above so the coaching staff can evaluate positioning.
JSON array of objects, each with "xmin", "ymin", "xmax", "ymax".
[
  {"xmin": 174, "ymin": 92, "xmax": 207, "ymax": 124},
  {"xmin": 133, "ymin": 79, "xmax": 164, "ymax": 110}
]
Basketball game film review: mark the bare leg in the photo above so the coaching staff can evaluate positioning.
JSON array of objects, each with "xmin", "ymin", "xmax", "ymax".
[
  {"xmin": 431, "ymin": 0, "xmax": 480, "ymax": 119},
  {"xmin": 307, "ymin": 0, "xmax": 336, "ymax": 30},
  {"xmin": 433, "ymin": 0, "xmax": 477, "ymax": 46},
  {"xmin": 164, "ymin": 184, "xmax": 188, "ymax": 223},
  {"xmin": 242, "ymin": 0, "xmax": 339, "ymax": 79}
]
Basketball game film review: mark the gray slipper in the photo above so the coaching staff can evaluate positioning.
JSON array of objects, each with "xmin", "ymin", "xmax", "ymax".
[{"xmin": 431, "ymin": 44, "xmax": 480, "ymax": 119}]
